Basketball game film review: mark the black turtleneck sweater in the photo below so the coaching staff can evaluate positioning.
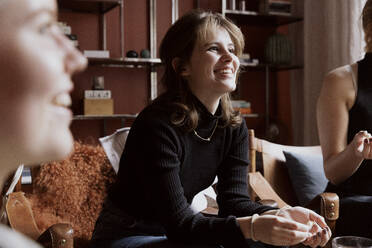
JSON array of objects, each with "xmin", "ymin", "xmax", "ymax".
[{"xmin": 106, "ymin": 95, "xmax": 275, "ymax": 247}]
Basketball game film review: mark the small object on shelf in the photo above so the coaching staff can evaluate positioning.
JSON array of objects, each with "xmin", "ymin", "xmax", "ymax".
[
  {"xmin": 229, "ymin": 0, "xmax": 236, "ymax": 10},
  {"xmin": 84, "ymin": 75, "xmax": 113, "ymax": 115},
  {"xmin": 126, "ymin": 50, "xmax": 138, "ymax": 58},
  {"xmin": 92, "ymin": 76, "xmax": 105, "ymax": 90},
  {"xmin": 259, "ymin": 0, "xmax": 266, "ymax": 14},
  {"xmin": 239, "ymin": 0, "xmax": 246, "ymax": 11},
  {"xmin": 83, "ymin": 50, "xmax": 110, "ymax": 58},
  {"xmin": 140, "ymin": 49, "xmax": 151, "ymax": 58},
  {"xmin": 264, "ymin": 32, "xmax": 292, "ymax": 65}
]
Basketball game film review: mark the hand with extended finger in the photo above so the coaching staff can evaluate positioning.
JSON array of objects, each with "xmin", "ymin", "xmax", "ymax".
[
  {"xmin": 302, "ymin": 220, "xmax": 331, "ymax": 248},
  {"xmin": 353, "ymin": 131, "xmax": 372, "ymax": 159},
  {"xmin": 276, "ymin": 206, "xmax": 331, "ymax": 247},
  {"xmin": 249, "ymin": 214, "xmax": 311, "ymax": 246}
]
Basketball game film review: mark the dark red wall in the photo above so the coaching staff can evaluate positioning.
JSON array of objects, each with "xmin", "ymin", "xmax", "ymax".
[{"xmin": 61, "ymin": 0, "xmax": 293, "ymax": 144}]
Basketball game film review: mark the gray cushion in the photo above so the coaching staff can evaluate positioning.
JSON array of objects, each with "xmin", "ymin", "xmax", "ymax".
[{"xmin": 283, "ymin": 151, "xmax": 328, "ymax": 206}]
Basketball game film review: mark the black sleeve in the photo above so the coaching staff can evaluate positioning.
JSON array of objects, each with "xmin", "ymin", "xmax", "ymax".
[
  {"xmin": 216, "ymin": 120, "xmax": 277, "ymax": 217},
  {"xmin": 134, "ymin": 117, "xmax": 248, "ymax": 247}
]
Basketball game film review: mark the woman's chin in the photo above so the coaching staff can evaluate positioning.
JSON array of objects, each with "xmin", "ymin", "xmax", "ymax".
[
  {"xmin": 51, "ymin": 135, "xmax": 74, "ymax": 160},
  {"xmin": 28, "ymin": 132, "xmax": 74, "ymax": 164},
  {"xmin": 52, "ymin": 142, "xmax": 74, "ymax": 161}
]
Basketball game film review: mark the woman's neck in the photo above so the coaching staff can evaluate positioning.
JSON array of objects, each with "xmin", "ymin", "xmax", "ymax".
[{"xmin": 192, "ymin": 92, "xmax": 220, "ymax": 115}]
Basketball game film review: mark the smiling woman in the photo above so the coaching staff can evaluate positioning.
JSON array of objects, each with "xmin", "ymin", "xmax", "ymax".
[
  {"xmin": 0, "ymin": 0, "xmax": 86, "ymax": 247},
  {"xmin": 90, "ymin": 9, "xmax": 331, "ymax": 248}
]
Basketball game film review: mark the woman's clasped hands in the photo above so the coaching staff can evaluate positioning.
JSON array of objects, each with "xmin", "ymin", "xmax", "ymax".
[{"xmin": 238, "ymin": 206, "xmax": 331, "ymax": 247}]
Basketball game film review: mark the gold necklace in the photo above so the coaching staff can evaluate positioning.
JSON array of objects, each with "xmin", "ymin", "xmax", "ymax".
[{"xmin": 193, "ymin": 120, "xmax": 218, "ymax": 142}]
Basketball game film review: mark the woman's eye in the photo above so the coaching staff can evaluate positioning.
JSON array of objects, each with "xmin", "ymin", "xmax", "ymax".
[
  {"xmin": 229, "ymin": 48, "xmax": 235, "ymax": 53},
  {"xmin": 208, "ymin": 46, "xmax": 219, "ymax": 52}
]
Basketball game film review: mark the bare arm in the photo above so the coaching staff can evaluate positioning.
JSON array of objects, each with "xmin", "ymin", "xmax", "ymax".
[{"xmin": 317, "ymin": 64, "xmax": 371, "ymax": 185}]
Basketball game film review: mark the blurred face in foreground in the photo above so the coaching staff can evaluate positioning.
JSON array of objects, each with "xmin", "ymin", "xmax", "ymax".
[{"xmin": 0, "ymin": 0, "xmax": 87, "ymax": 168}]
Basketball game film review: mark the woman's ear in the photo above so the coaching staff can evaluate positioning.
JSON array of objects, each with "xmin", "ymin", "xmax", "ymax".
[{"xmin": 172, "ymin": 57, "xmax": 190, "ymax": 76}]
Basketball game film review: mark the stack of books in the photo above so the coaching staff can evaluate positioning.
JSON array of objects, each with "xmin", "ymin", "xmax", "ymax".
[{"xmin": 231, "ymin": 100, "xmax": 252, "ymax": 115}]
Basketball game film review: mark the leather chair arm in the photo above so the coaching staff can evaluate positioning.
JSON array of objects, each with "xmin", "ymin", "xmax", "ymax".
[
  {"xmin": 248, "ymin": 172, "xmax": 289, "ymax": 208},
  {"xmin": 306, "ymin": 192, "xmax": 339, "ymax": 233},
  {"xmin": 37, "ymin": 223, "xmax": 73, "ymax": 248}
]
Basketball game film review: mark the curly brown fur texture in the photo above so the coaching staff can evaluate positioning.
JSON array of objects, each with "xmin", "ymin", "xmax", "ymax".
[
  {"xmin": 363, "ymin": 0, "xmax": 372, "ymax": 52},
  {"xmin": 27, "ymin": 141, "xmax": 116, "ymax": 247}
]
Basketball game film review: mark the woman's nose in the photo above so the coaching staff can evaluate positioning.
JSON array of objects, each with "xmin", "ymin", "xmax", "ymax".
[
  {"xmin": 63, "ymin": 37, "xmax": 87, "ymax": 75},
  {"xmin": 53, "ymin": 27, "xmax": 87, "ymax": 75},
  {"xmin": 221, "ymin": 50, "xmax": 233, "ymax": 62}
]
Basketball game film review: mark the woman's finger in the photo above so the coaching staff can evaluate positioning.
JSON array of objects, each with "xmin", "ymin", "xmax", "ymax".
[
  {"xmin": 355, "ymin": 131, "xmax": 369, "ymax": 153},
  {"xmin": 276, "ymin": 217, "xmax": 312, "ymax": 233},
  {"xmin": 270, "ymin": 227, "xmax": 310, "ymax": 246},
  {"xmin": 366, "ymin": 141, "xmax": 372, "ymax": 158},
  {"xmin": 308, "ymin": 211, "xmax": 328, "ymax": 229},
  {"xmin": 363, "ymin": 139, "xmax": 371, "ymax": 158},
  {"xmin": 319, "ymin": 227, "xmax": 332, "ymax": 247},
  {"xmin": 303, "ymin": 222, "xmax": 323, "ymax": 248},
  {"xmin": 281, "ymin": 229, "xmax": 310, "ymax": 245}
]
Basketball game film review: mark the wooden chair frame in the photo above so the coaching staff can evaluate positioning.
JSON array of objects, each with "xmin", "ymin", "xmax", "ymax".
[{"xmin": 247, "ymin": 129, "xmax": 339, "ymax": 234}]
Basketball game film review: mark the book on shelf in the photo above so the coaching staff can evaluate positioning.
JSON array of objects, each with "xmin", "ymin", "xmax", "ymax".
[
  {"xmin": 231, "ymin": 100, "xmax": 252, "ymax": 114},
  {"xmin": 84, "ymin": 90, "xmax": 112, "ymax": 99},
  {"xmin": 83, "ymin": 50, "xmax": 110, "ymax": 58}
]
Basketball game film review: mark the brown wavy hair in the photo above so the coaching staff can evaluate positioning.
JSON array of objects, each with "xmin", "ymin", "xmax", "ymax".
[
  {"xmin": 363, "ymin": 0, "xmax": 372, "ymax": 52},
  {"xmin": 158, "ymin": 9, "xmax": 244, "ymax": 132}
]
